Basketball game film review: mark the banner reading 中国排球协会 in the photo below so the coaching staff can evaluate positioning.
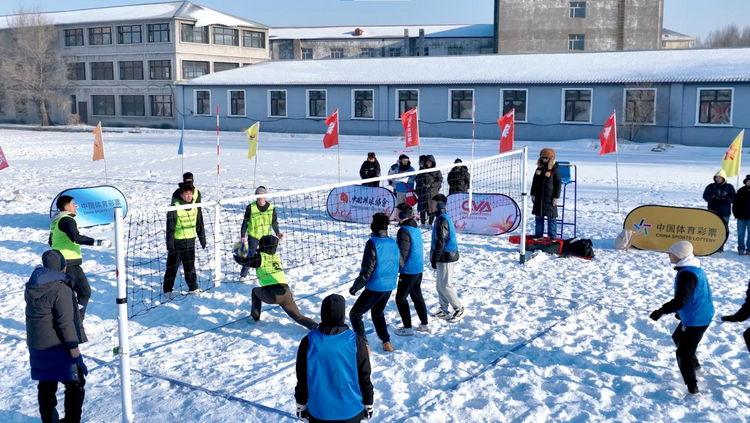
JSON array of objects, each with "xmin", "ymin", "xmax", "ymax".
[
  {"xmin": 50, "ymin": 186, "xmax": 128, "ymax": 228},
  {"xmin": 326, "ymin": 186, "xmax": 396, "ymax": 224},
  {"xmin": 446, "ymin": 193, "xmax": 521, "ymax": 235}
]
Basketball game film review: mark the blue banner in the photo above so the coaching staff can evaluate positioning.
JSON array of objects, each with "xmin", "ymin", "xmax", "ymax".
[{"xmin": 50, "ymin": 186, "xmax": 128, "ymax": 228}]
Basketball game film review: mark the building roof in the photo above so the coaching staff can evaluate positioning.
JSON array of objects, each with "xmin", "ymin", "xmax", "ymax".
[
  {"xmin": 182, "ymin": 47, "xmax": 750, "ymax": 87},
  {"xmin": 269, "ymin": 24, "xmax": 493, "ymax": 40},
  {"xmin": 662, "ymin": 28, "xmax": 695, "ymax": 41},
  {"xmin": 0, "ymin": 1, "xmax": 267, "ymax": 30}
]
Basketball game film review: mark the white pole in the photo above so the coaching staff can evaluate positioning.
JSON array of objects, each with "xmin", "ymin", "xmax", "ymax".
[
  {"xmin": 613, "ymin": 110, "xmax": 620, "ymax": 214},
  {"xmin": 216, "ymin": 105, "xmax": 221, "ymax": 199},
  {"xmin": 114, "ymin": 207, "xmax": 134, "ymax": 423},
  {"xmin": 213, "ymin": 203, "xmax": 223, "ymax": 287},
  {"xmin": 520, "ymin": 146, "xmax": 529, "ymax": 264},
  {"xmin": 336, "ymin": 112, "xmax": 341, "ymax": 183}
]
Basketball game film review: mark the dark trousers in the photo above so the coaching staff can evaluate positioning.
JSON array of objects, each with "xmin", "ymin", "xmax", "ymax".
[
  {"xmin": 671, "ymin": 323, "xmax": 709, "ymax": 388},
  {"xmin": 251, "ymin": 284, "xmax": 317, "ymax": 330},
  {"xmin": 38, "ymin": 368, "xmax": 86, "ymax": 423},
  {"xmin": 395, "ymin": 273, "xmax": 428, "ymax": 328},
  {"xmin": 163, "ymin": 241, "xmax": 198, "ymax": 293},
  {"xmin": 309, "ymin": 409, "xmax": 366, "ymax": 423},
  {"xmin": 65, "ymin": 264, "xmax": 90, "ymax": 320},
  {"xmin": 744, "ymin": 328, "xmax": 750, "ymax": 354},
  {"xmin": 350, "ymin": 290, "xmax": 391, "ymax": 344}
]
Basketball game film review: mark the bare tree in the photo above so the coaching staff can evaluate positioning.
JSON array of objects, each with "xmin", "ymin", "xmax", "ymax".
[
  {"xmin": 0, "ymin": 7, "xmax": 67, "ymax": 126},
  {"xmin": 699, "ymin": 24, "xmax": 750, "ymax": 48}
]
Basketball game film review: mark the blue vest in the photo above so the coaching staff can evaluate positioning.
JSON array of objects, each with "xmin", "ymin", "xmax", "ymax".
[
  {"xmin": 366, "ymin": 236, "xmax": 399, "ymax": 292},
  {"xmin": 306, "ymin": 330, "xmax": 364, "ymax": 420},
  {"xmin": 431, "ymin": 213, "xmax": 458, "ymax": 254},
  {"xmin": 400, "ymin": 225, "xmax": 424, "ymax": 274},
  {"xmin": 675, "ymin": 266, "xmax": 714, "ymax": 327}
]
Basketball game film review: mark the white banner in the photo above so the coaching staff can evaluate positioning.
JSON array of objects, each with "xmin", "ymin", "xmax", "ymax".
[
  {"xmin": 327, "ymin": 186, "xmax": 396, "ymax": 224},
  {"xmin": 447, "ymin": 193, "xmax": 520, "ymax": 235}
]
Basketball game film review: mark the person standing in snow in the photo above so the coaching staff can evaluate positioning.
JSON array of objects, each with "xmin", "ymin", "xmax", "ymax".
[
  {"xmin": 430, "ymin": 194, "xmax": 465, "ymax": 323},
  {"xmin": 239, "ymin": 186, "xmax": 284, "ymax": 282},
  {"xmin": 394, "ymin": 204, "xmax": 429, "ymax": 336},
  {"xmin": 387, "ymin": 154, "xmax": 415, "ymax": 205},
  {"xmin": 359, "ymin": 152, "xmax": 381, "ymax": 188},
  {"xmin": 164, "ymin": 182, "xmax": 206, "ymax": 296},
  {"xmin": 530, "ymin": 148, "xmax": 562, "ymax": 239},
  {"xmin": 703, "ymin": 169, "xmax": 735, "ymax": 252},
  {"xmin": 447, "ymin": 158, "xmax": 470, "ymax": 195},
  {"xmin": 649, "ymin": 241, "xmax": 714, "ymax": 395},
  {"xmin": 732, "ymin": 174, "xmax": 750, "ymax": 255},
  {"xmin": 416, "ymin": 155, "xmax": 442, "ymax": 226},
  {"xmin": 720, "ymin": 279, "xmax": 750, "ymax": 354},
  {"xmin": 171, "ymin": 172, "xmax": 202, "ymax": 204}
]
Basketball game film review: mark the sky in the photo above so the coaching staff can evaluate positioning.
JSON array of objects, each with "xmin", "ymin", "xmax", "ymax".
[{"xmin": 0, "ymin": 0, "xmax": 748, "ymax": 41}]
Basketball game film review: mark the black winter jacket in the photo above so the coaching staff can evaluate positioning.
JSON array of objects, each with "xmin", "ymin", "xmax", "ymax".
[
  {"xmin": 448, "ymin": 165, "xmax": 470, "ymax": 194},
  {"xmin": 652, "ymin": 266, "xmax": 699, "ymax": 318},
  {"xmin": 166, "ymin": 196, "xmax": 206, "ymax": 251},
  {"xmin": 351, "ymin": 230, "xmax": 390, "ymax": 291},
  {"xmin": 359, "ymin": 160, "xmax": 381, "ymax": 188},
  {"xmin": 703, "ymin": 181, "xmax": 735, "ymax": 218},
  {"xmin": 733, "ymin": 186, "xmax": 750, "ymax": 220},
  {"xmin": 431, "ymin": 211, "xmax": 459, "ymax": 263},
  {"xmin": 47, "ymin": 212, "xmax": 95, "ymax": 266},
  {"xmin": 416, "ymin": 155, "xmax": 443, "ymax": 212},
  {"xmin": 530, "ymin": 163, "xmax": 562, "ymax": 218},
  {"xmin": 723, "ymin": 279, "xmax": 750, "ymax": 322}
]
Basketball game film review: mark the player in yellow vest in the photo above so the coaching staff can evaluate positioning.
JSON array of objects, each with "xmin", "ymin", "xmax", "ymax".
[
  {"xmin": 239, "ymin": 186, "xmax": 284, "ymax": 282},
  {"xmin": 171, "ymin": 172, "xmax": 201, "ymax": 204},
  {"xmin": 164, "ymin": 183, "xmax": 206, "ymax": 296}
]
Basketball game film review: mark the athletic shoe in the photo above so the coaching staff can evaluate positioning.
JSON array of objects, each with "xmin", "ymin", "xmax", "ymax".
[
  {"xmin": 239, "ymin": 275, "xmax": 250, "ymax": 283},
  {"xmin": 188, "ymin": 288, "xmax": 203, "ymax": 295},
  {"xmin": 382, "ymin": 341, "xmax": 395, "ymax": 352},
  {"xmin": 416, "ymin": 324, "xmax": 430, "ymax": 333},
  {"xmin": 448, "ymin": 307, "xmax": 466, "ymax": 323},
  {"xmin": 394, "ymin": 327, "xmax": 414, "ymax": 337},
  {"xmin": 739, "ymin": 251, "xmax": 747, "ymax": 256},
  {"xmin": 688, "ymin": 384, "xmax": 700, "ymax": 395},
  {"xmin": 433, "ymin": 309, "xmax": 450, "ymax": 319}
]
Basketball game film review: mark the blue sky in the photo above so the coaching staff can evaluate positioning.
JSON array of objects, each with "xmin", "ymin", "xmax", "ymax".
[{"xmin": 1, "ymin": 0, "xmax": 748, "ymax": 41}]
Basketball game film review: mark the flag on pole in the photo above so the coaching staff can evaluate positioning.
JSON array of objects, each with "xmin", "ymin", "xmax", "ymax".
[
  {"xmin": 401, "ymin": 107, "xmax": 420, "ymax": 147},
  {"xmin": 497, "ymin": 109, "xmax": 515, "ymax": 153},
  {"xmin": 323, "ymin": 109, "xmax": 339, "ymax": 149},
  {"xmin": 92, "ymin": 122, "xmax": 105, "ymax": 161},
  {"xmin": 721, "ymin": 129, "xmax": 744, "ymax": 178},
  {"xmin": 0, "ymin": 145, "xmax": 9, "ymax": 171},
  {"xmin": 599, "ymin": 112, "xmax": 617, "ymax": 155},
  {"xmin": 246, "ymin": 122, "xmax": 260, "ymax": 159},
  {"xmin": 178, "ymin": 120, "xmax": 184, "ymax": 155}
]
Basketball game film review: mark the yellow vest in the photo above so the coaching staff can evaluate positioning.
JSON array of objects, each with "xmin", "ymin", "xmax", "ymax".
[
  {"xmin": 246, "ymin": 202, "xmax": 274, "ymax": 240},
  {"xmin": 50, "ymin": 215, "xmax": 82, "ymax": 260},
  {"xmin": 256, "ymin": 252, "xmax": 287, "ymax": 286},
  {"xmin": 174, "ymin": 201, "xmax": 199, "ymax": 240}
]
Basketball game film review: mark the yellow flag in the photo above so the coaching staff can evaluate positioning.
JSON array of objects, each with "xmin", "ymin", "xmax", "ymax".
[
  {"xmin": 721, "ymin": 129, "xmax": 744, "ymax": 178},
  {"xmin": 92, "ymin": 122, "xmax": 105, "ymax": 161},
  {"xmin": 245, "ymin": 122, "xmax": 259, "ymax": 159}
]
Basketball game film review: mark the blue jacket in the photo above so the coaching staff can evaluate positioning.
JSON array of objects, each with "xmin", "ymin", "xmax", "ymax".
[
  {"xmin": 352, "ymin": 231, "xmax": 399, "ymax": 293},
  {"xmin": 398, "ymin": 222, "xmax": 424, "ymax": 274},
  {"xmin": 675, "ymin": 266, "xmax": 715, "ymax": 327}
]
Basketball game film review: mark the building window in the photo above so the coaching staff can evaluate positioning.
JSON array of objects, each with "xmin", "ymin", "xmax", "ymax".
[
  {"xmin": 417, "ymin": 47, "xmax": 429, "ymax": 56},
  {"xmin": 269, "ymin": 90, "xmax": 287, "ymax": 117},
  {"xmin": 213, "ymin": 27, "xmax": 239, "ymax": 46},
  {"xmin": 0, "ymin": 92, "xmax": 5, "ymax": 114},
  {"xmin": 570, "ymin": 2, "xmax": 586, "ymax": 18},
  {"xmin": 67, "ymin": 62, "xmax": 86, "ymax": 81},
  {"xmin": 15, "ymin": 96, "xmax": 27, "ymax": 114},
  {"xmin": 301, "ymin": 48, "xmax": 313, "ymax": 60},
  {"xmin": 698, "ymin": 88, "xmax": 732, "ymax": 125},
  {"xmin": 119, "ymin": 61, "xmax": 144, "ymax": 80},
  {"xmin": 226, "ymin": 90, "xmax": 245, "ymax": 116},
  {"xmin": 148, "ymin": 23, "xmax": 170, "ymax": 43},
  {"xmin": 149, "ymin": 60, "xmax": 171, "ymax": 80},
  {"xmin": 502, "ymin": 89, "xmax": 527, "ymax": 122},
  {"xmin": 180, "ymin": 23, "xmax": 208, "ymax": 43},
  {"xmin": 90, "ymin": 62, "xmax": 114, "ymax": 80},
  {"xmin": 71, "ymin": 95, "xmax": 77, "ymax": 115},
  {"xmin": 64, "ymin": 28, "xmax": 84, "ymax": 46},
  {"xmin": 389, "ymin": 48, "xmax": 402, "ymax": 57},
  {"xmin": 120, "ymin": 95, "xmax": 145, "ymax": 116},
  {"xmin": 182, "ymin": 61, "xmax": 210, "ymax": 79},
  {"xmin": 150, "ymin": 95, "xmax": 173, "ymax": 117},
  {"xmin": 88, "ymin": 27, "xmax": 112, "ymax": 45},
  {"xmin": 568, "ymin": 34, "xmax": 585, "ymax": 51},
  {"xmin": 195, "ymin": 90, "xmax": 211, "ymax": 115},
  {"xmin": 214, "ymin": 62, "xmax": 239, "ymax": 73},
  {"xmin": 243, "ymin": 30, "xmax": 265, "ymax": 48},
  {"xmin": 330, "ymin": 48, "xmax": 344, "ymax": 59},
  {"xmin": 624, "ymin": 89, "xmax": 656, "ymax": 124},
  {"xmin": 450, "ymin": 89, "xmax": 473, "ymax": 120},
  {"xmin": 447, "ymin": 47, "xmax": 463, "ymax": 56},
  {"xmin": 92, "ymin": 95, "xmax": 115, "ymax": 115},
  {"xmin": 563, "ymin": 89, "xmax": 592, "ymax": 123},
  {"xmin": 360, "ymin": 48, "xmax": 376, "ymax": 58},
  {"xmin": 397, "ymin": 90, "xmax": 419, "ymax": 118},
  {"xmin": 307, "ymin": 90, "xmax": 326, "ymax": 118},
  {"xmin": 353, "ymin": 89, "xmax": 374, "ymax": 119},
  {"xmin": 117, "ymin": 25, "xmax": 142, "ymax": 44}
]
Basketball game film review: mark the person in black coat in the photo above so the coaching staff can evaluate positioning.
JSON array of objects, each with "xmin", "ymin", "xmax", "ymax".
[
  {"xmin": 447, "ymin": 158, "xmax": 470, "ymax": 195},
  {"xmin": 720, "ymin": 279, "xmax": 750, "ymax": 354},
  {"xmin": 732, "ymin": 174, "xmax": 750, "ymax": 254},
  {"xmin": 530, "ymin": 148, "xmax": 562, "ymax": 239},
  {"xmin": 415, "ymin": 155, "xmax": 442, "ymax": 225},
  {"xmin": 359, "ymin": 152, "xmax": 381, "ymax": 188},
  {"xmin": 703, "ymin": 169, "xmax": 735, "ymax": 252},
  {"xmin": 171, "ymin": 171, "xmax": 202, "ymax": 204}
]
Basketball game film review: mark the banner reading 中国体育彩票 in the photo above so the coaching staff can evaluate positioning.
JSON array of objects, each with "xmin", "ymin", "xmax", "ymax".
[
  {"xmin": 446, "ymin": 193, "xmax": 520, "ymax": 236},
  {"xmin": 326, "ymin": 186, "xmax": 396, "ymax": 224},
  {"xmin": 50, "ymin": 186, "xmax": 128, "ymax": 228}
]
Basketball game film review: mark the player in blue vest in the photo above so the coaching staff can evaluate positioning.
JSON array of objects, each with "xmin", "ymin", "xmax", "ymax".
[
  {"xmin": 295, "ymin": 294, "xmax": 374, "ymax": 422},
  {"xmin": 349, "ymin": 212, "xmax": 399, "ymax": 352},
  {"xmin": 720, "ymin": 279, "xmax": 750, "ymax": 354},
  {"xmin": 430, "ymin": 194, "xmax": 465, "ymax": 323},
  {"xmin": 650, "ymin": 241, "xmax": 714, "ymax": 395},
  {"xmin": 393, "ymin": 204, "xmax": 429, "ymax": 336}
]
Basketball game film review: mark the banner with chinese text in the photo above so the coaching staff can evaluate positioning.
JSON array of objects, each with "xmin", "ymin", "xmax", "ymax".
[
  {"xmin": 326, "ymin": 186, "xmax": 396, "ymax": 224},
  {"xmin": 50, "ymin": 186, "xmax": 128, "ymax": 228}
]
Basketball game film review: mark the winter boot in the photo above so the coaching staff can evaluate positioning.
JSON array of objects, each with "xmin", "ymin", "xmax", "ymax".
[{"xmin": 382, "ymin": 341, "xmax": 395, "ymax": 352}]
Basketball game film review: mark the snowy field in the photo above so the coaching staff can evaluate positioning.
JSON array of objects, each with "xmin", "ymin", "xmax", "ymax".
[{"xmin": 0, "ymin": 127, "xmax": 749, "ymax": 423}]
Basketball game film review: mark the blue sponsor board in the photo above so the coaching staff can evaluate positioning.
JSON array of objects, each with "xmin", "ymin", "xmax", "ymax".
[{"xmin": 50, "ymin": 186, "xmax": 128, "ymax": 228}]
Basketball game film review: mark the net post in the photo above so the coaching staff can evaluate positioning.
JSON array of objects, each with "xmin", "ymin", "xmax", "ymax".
[
  {"xmin": 520, "ymin": 147, "xmax": 529, "ymax": 264},
  {"xmin": 213, "ymin": 202, "xmax": 223, "ymax": 287},
  {"xmin": 114, "ymin": 206, "xmax": 134, "ymax": 423}
]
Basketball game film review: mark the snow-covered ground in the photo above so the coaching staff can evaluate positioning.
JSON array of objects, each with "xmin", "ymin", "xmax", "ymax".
[{"xmin": 0, "ymin": 127, "xmax": 749, "ymax": 423}]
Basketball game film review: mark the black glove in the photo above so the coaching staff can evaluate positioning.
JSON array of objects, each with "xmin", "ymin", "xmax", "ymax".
[
  {"xmin": 349, "ymin": 286, "xmax": 360, "ymax": 296},
  {"xmin": 721, "ymin": 315, "xmax": 737, "ymax": 322},
  {"xmin": 167, "ymin": 242, "xmax": 175, "ymax": 252},
  {"xmin": 200, "ymin": 241, "xmax": 207, "ymax": 250},
  {"xmin": 365, "ymin": 404, "xmax": 374, "ymax": 419},
  {"xmin": 649, "ymin": 310, "xmax": 663, "ymax": 321},
  {"xmin": 430, "ymin": 260, "xmax": 437, "ymax": 269}
]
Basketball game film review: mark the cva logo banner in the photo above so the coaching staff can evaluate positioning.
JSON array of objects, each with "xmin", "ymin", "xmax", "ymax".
[{"xmin": 447, "ymin": 193, "xmax": 520, "ymax": 236}]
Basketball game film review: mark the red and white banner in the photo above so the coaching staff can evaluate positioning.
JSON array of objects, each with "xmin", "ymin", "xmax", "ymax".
[
  {"xmin": 446, "ymin": 192, "xmax": 521, "ymax": 235},
  {"xmin": 497, "ymin": 109, "xmax": 515, "ymax": 153},
  {"xmin": 0, "ymin": 145, "xmax": 9, "ymax": 171},
  {"xmin": 323, "ymin": 108, "xmax": 339, "ymax": 149},
  {"xmin": 326, "ymin": 186, "xmax": 396, "ymax": 224},
  {"xmin": 600, "ymin": 112, "xmax": 617, "ymax": 155},
  {"xmin": 401, "ymin": 107, "xmax": 419, "ymax": 147}
]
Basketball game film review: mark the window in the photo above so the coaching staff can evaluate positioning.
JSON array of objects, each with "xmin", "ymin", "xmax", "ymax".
[
  {"xmin": 353, "ymin": 89, "xmax": 374, "ymax": 119},
  {"xmin": 91, "ymin": 62, "xmax": 114, "ymax": 80},
  {"xmin": 563, "ymin": 89, "xmax": 592, "ymax": 123},
  {"xmin": 360, "ymin": 48, "xmax": 376, "ymax": 58},
  {"xmin": 150, "ymin": 95, "xmax": 173, "ymax": 117},
  {"xmin": 120, "ymin": 95, "xmax": 145, "ymax": 116},
  {"xmin": 389, "ymin": 48, "xmax": 401, "ymax": 57},
  {"xmin": 502, "ymin": 89, "xmax": 528, "ymax": 122},
  {"xmin": 15, "ymin": 96, "xmax": 27, "ymax": 114},
  {"xmin": 67, "ymin": 63, "xmax": 86, "ymax": 81},
  {"xmin": 307, "ymin": 90, "xmax": 326, "ymax": 118},
  {"xmin": 301, "ymin": 48, "xmax": 313, "ymax": 60},
  {"xmin": 119, "ymin": 61, "xmax": 144, "ymax": 80},
  {"xmin": 269, "ymin": 90, "xmax": 287, "ymax": 117},
  {"xmin": 417, "ymin": 47, "xmax": 429, "ymax": 56},
  {"xmin": 624, "ymin": 88, "xmax": 656, "ymax": 124},
  {"xmin": 228, "ymin": 90, "xmax": 245, "ymax": 116},
  {"xmin": 213, "ymin": 27, "xmax": 239, "ymax": 46},
  {"xmin": 182, "ymin": 61, "xmax": 210, "ymax": 79},
  {"xmin": 92, "ymin": 95, "xmax": 115, "ymax": 115},
  {"xmin": 148, "ymin": 23, "xmax": 170, "ymax": 43},
  {"xmin": 397, "ymin": 90, "xmax": 419, "ymax": 118},
  {"xmin": 450, "ymin": 90, "xmax": 473, "ymax": 120},
  {"xmin": 64, "ymin": 29, "xmax": 84, "ymax": 46},
  {"xmin": 570, "ymin": 2, "xmax": 586, "ymax": 18},
  {"xmin": 243, "ymin": 30, "xmax": 265, "ymax": 48},
  {"xmin": 698, "ymin": 88, "xmax": 733, "ymax": 125},
  {"xmin": 180, "ymin": 23, "xmax": 208, "ymax": 43},
  {"xmin": 88, "ymin": 27, "xmax": 112, "ymax": 45},
  {"xmin": 195, "ymin": 90, "xmax": 211, "ymax": 115},
  {"xmin": 117, "ymin": 25, "xmax": 142, "ymax": 44},
  {"xmin": 330, "ymin": 48, "xmax": 344, "ymax": 59},
  {"xmin": 568, "ymin": 34, "xmax": 585, "ymax": 51},
  {"xmin": 71, "ymin": 95, "xmax": 77, "ymax": 115},
  {"xmin": 447, "ymin": 47, "xmax": 463, "ymax": 56},
  {"xmin": 0, "ymin": 92, "xmax": 5, "ymax": 114},
  {"xmin": 149, "ymin": 60, "xmax": 171, "ymax": 80},
  {"xmin": 214, "ymin": 62, "xmax": 239, "ymax": 73}
]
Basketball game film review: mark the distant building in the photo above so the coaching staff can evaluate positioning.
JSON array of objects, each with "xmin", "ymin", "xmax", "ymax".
[{"xmin": 662, "ymin": 28, "xmax": 696, "ymax": 49}]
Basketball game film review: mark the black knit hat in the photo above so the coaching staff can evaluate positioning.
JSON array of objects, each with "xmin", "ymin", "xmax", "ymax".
[
  {"xmin": 42, "ymin": 250, "xmax": 66, "ymax": 271},
  {"xmin": 183, "ymin": 172, "xmax": 194, "ymax": 182},
  {"xmin": 367, "ymin": 152, "xmax": 376, "ymax": 159},
  {"xmin": 320, "ymin": 294, "xmax": 346, "ymax": 326},
  {"xmin": 370, "ymin": 212, "xmax": 390, "ymax": 232},
  {"xmin": 398, "ymin": 154, "xmax": 409, "ymax": 161},
  {"xmin": 454, "ymin": 158, "xmax": 463, "ymax": 164}
]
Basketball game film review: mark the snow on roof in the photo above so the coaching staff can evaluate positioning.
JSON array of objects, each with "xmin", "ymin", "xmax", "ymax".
[
  {"xmin": 269, "ymin": 24, "xmax": 493, "ymax": 40},
  {"xmin": 662, "ymin": 28, "xmax": 695, "ymax": 40},
  {"xmin": 182, "ymin": 47, "xmax": 750, "ymax": 87}
]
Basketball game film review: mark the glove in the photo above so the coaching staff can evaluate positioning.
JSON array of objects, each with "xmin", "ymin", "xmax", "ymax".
[
  {"xmin": 277, "ymin": 232, "xmax": 284, "ymax": 240},
  {"xmin": 295, "ymin": 403, "xmax": 309, "ymax": 422},
  {"xmin": 365, "ymin": 405, "xmax": 374, "ymax": 419},
  {"xmin": 69, "ymin": 347, "xmax": 81, "ymax": 358},
  {"xmin": 431, "ymin": 260, "xmax": 437, "ymax": 270},
  {"xmin": 167, "ymin": 242, "xmax": 175, "ymax": 252},
  {"xmin": 200, "ymin": 241, "xmax": 207, "ymax": 250},
  {"xmin": 97, "ymin": 239, "xmax": 112, "ymax": 248},
  {"xmin": 649, "ymin": 310, "xmax": 662, "ymax": 321},
  {"xmin": 721, "ymin": 315, "xmax": 737, "ymax": 322},
  {"xmin": 349, "ymin": 286, "xmax": 360, "ymax": 296}
]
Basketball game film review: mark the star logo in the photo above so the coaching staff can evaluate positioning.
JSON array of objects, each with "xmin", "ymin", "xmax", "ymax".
[
  {"xmin": 632, "ymin": 218, "xmax": 652, "ymax": 236},
  {"xmin": 724, "ymin": 143, "xmax": 738, "ymax": 161}
]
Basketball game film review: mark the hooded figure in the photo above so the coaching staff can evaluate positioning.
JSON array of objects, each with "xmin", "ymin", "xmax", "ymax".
[
  {"xmin": 448, "ymin": 158, "xmax": 470, "ymax": 194},
  {"xmin": 733, "ymin": 174, "xmax": 750, "ymax": 254},
  {"xmin": 295, "ymin": 294, "xmax": 374, "ymax": 422},
  {"xmin": 703, "ymin": 169, "xmax": 735, "ymax": 252},
  {"xmin": 359, "ymin": 152, "xmax": 381, "ymax": 188},
  {"xmin": 530, "ymin": 148, "xmax": 562, "ymax": 238},
  {"xmin": 415, "ymin": 154, "xmax": 443, "ymax": 225}
]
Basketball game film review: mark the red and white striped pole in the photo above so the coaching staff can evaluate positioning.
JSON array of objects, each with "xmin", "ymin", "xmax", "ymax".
[
  {"xmin": 469, "ymin": 96, "xmax": 476, "ymax": 214},
  {"xmin": 216, "ymin": 105, "xmax": 221, "ymax": 198}
]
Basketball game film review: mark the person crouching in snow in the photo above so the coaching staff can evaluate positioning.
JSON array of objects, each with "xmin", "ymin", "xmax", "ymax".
[
  {"xmin": 649, "ymin": 241, "xmax": 714, "ymax": 395},
  {"xmin": 294, "ymin": 294, "xmax": 374, "ymax": 423},
  {"xmin": 720, "ymin": 279, "xmax": 750, "ymax": 354},
  {"xmin": 234, "ymin": 235, "xmax": 317, "ymax": 329}
]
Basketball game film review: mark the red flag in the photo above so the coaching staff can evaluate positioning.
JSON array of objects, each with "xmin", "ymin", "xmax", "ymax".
[
  {"xmin": 92, "ymin": 122, "xmax": 105, "ymax": 161},
  {"xmin": 401, "ymin": 107, "xmax": 419, "ymax": 147},
  {"xmin": 0, "ymin": 145, "xmax": 8, "ymax": 171},
  {"xmin": 599, "ymin": 112, "xmax": 617, "ymax": 155},
  {"xmin": 497, "ymin": 109, "xmax": 515, "ymax": 153},
  {"xmin": 323, "ymin": 109, "xmax": 339, "ymax": 149}
]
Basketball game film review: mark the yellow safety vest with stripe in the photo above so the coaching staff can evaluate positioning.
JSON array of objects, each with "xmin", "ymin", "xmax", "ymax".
[
  {"xmin": 173, "ymin": 201, "xmax": 199, "ymax": 240},
  {"xmin": 50, "ymin": 215, "xmax": 82, "ymax": 260},
  {"xmin": 256, "ymin": 252, "xmax": 287, "ymax": 286},
  {"xmin": 246, "ymin": 202, "xmax": 274, "ymax": 240},
  {"xmin": 192, "ymin": 188, "xmax": 200, "ymax": 204}
]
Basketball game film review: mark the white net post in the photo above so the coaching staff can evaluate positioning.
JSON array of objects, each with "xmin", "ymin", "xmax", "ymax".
[
  {"xmin": 114, "ymin": 206, "xmax": 134, "ymax": 423},
  {"xmin": 213, "ymin": 202, "xmax": 223, "ymax": 287},
  {"xmin": 519, "ymin": 146, "xmax": 529, "ymax": 264}
]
